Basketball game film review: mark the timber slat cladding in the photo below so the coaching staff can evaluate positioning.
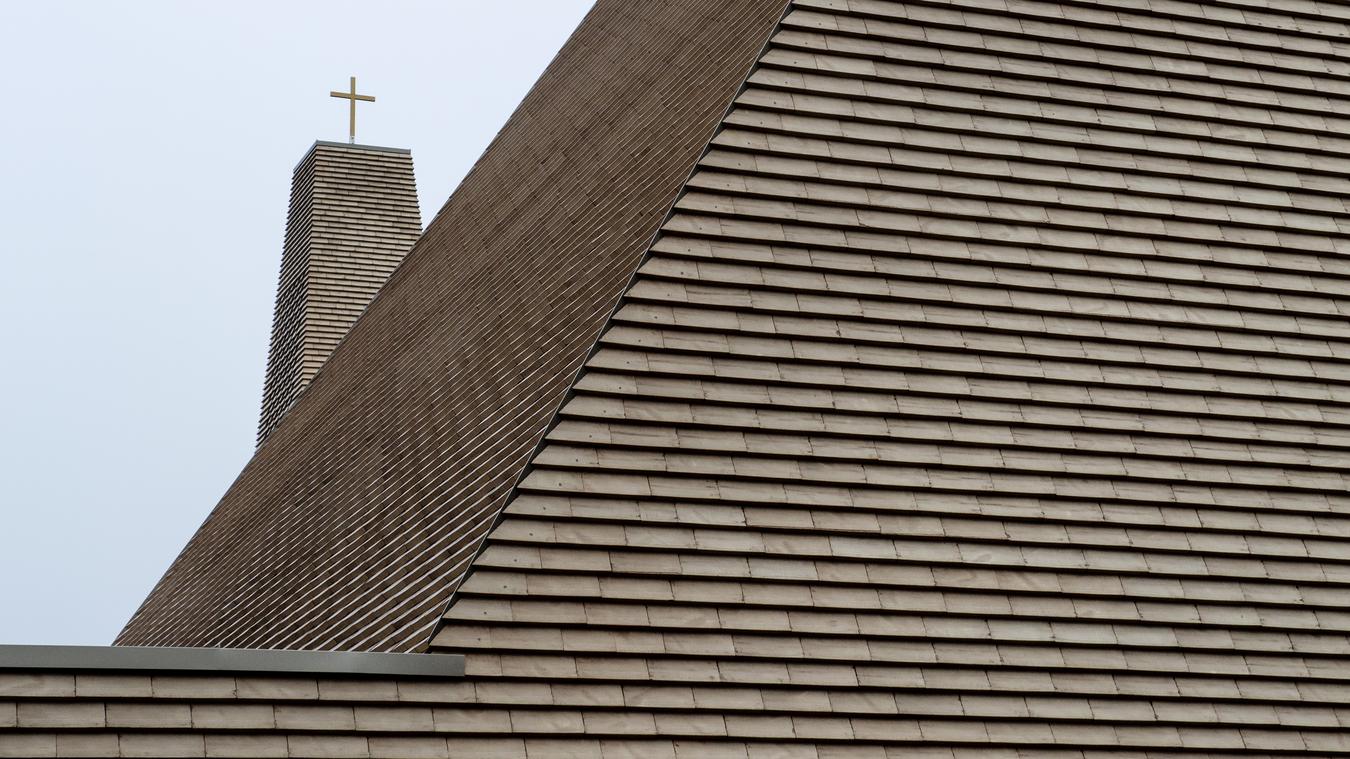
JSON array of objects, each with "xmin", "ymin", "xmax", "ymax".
[
  {"xmin": 425, "ymin": 0, "xmax": 1350, "ymax": 753},
  {"xmin": 49, "ymin": 0, "xmax": 1350, "ymax": 755},
  {"xmin": 116, "ymin": 0, "xmax": 790, "ymax": 654},
  {"xmin": 257, "ymin": 144, "xmax": 421, "ymax": 445}
]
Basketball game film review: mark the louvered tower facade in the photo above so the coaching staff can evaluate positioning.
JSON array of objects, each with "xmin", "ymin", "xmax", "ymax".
[{"xmin": 258, "ymin": 141, "xmax": 421, "ymax": 444}]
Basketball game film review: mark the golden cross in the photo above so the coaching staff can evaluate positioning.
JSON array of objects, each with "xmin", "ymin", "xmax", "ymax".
[{"xmin": 329, "ymin": 76, "xmax": 375, "ymax": 143}]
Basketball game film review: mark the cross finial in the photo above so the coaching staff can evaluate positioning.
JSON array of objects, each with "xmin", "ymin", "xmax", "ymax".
[{"xmin": 329, "ymin": 76, "xmax": 375, "ymax": 144}]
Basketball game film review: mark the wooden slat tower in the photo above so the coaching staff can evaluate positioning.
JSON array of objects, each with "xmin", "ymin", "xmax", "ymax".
[{"xmin": 257, "ymin": 142, "xmax": 421, "ymax": 444}]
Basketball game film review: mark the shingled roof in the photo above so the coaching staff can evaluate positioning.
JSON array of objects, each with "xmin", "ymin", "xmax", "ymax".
[
  {"xmin": 117, "ymin": 0, "xmax": 789, "ymax": 653},
  {"xmin": 72, "ymin": 0, "xmax": 1350, "ymax": 754},
  {"xmin": 420, "ymin": 0, "xmax": 1350, "ymax": 751}
]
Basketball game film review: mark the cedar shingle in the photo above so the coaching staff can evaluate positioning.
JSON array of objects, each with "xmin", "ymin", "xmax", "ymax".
[{"xmin": 10, "ymin": 0, "xmax": 1350, "ymax": 756}]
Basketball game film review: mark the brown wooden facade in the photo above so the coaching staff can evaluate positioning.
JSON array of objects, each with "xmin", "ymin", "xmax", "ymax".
[{"xmin": 8, "ymin": 0, "xmax": 1350, "ymax": 755}]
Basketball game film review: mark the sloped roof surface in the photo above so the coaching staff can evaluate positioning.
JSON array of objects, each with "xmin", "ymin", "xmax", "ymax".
[
  {"xmin": 117, "ymin": 0, "xmax": 788, "ymax": 653},
  {"xmin": 428, "ymin": 0, "xmax": 1350, "ymax": 753},
  {"xmin": 97, "ymin": 0, "xmax": 1350, "ymax": 752}
]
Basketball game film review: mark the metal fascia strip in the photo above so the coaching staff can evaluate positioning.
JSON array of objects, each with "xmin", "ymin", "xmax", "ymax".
[{"xmin": 0, "ymin": 645, "xmax": 463, "ymax": 677}]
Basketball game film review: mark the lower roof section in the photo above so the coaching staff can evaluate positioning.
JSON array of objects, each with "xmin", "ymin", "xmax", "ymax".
[
  {"xmin": 116, "ymin": 0, "xmax": 789, "ymax": 653},
  {"xmin": 1, "ymin": 664, "xmax": 479, "ymax": 759},
  {"xmin": 3, "ymin": 663, "xmax": 1345, "ymax": 758}
]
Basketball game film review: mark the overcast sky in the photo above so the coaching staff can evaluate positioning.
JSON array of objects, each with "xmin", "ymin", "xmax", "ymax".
[{"xmin": 0, "ymin": 0, "xmax": 594, "ymax": 646}]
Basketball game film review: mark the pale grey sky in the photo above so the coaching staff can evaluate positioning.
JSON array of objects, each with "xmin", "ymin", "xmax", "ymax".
[{"xmin": 0, "ymin": 1, "xmax": 594, "ymax": 645}]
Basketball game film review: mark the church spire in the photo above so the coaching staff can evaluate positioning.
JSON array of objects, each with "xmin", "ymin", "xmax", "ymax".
[{"xmin": 258, "ymin": 139, "xmax": 420, "ymax": 445}]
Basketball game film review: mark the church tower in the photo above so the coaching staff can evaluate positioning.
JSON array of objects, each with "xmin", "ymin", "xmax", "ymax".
[{"xmin": 257, "ymin": 140, "xmax": 421, "ymax": 444}]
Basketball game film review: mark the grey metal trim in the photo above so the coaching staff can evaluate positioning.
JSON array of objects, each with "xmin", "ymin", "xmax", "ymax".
[
  {"xmin": 294, "ymin": 140, "xmax": 412, "ymax": 170},
  {"xmin": 0, "ymin": 645, "xmax": 463, "ymax": 678},
  {"xmin": 313, "ymin": 140, "xmax": 411, "ymax": 154}
]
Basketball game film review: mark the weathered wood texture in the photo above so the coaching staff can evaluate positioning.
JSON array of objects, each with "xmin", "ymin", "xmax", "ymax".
[
  {"xmin": 0, "ymin": 670, "xmax": 495, "ymax": 759},
  {"xmin": 66, "ymin": 0, "xmax": 1350, "ymax": 754},
  {"xmin": 429, "ymin": 0, "xmax": 1350, "ymax": 753},
  {"xmin": 117, "ymin": 0, "xmax": 789, "ymax": 653}
]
